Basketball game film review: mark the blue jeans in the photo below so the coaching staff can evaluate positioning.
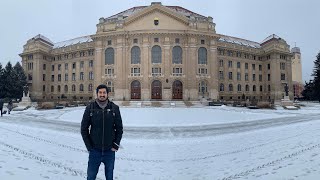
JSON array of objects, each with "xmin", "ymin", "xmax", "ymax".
[{"xmin": 87, "ymin": 148, "xmax": 115, "ymax": 180}]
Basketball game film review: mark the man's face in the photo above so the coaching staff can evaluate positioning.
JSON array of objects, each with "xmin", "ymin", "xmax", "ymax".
[{"xmin": 97, "ymin": 88, "xmax": 108, "ymax": 102}]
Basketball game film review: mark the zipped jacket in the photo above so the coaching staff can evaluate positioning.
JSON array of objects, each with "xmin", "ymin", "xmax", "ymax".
[{"xmin": 81, "ymin": 100, "xmax": 123, "ymax": 151}]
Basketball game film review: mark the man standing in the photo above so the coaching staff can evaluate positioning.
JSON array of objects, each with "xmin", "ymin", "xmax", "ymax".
[
  {"xmin": 81, "ymin": 84, "xmax": 123, "ymax": 180},
  {"xmin": 0, "ymin": 98, "xmax": 3, "ymax": 117}
]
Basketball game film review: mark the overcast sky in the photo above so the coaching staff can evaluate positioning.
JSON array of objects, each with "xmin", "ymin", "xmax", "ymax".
[{"xmin": 0, "ymin": 0, "xmax": 319, "ymax": 82}]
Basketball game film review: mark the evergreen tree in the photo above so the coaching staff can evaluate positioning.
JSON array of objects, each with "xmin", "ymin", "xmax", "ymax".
[
  {"xmin": 13, "ymin": 62, "xmax": 27, "ymax": 100},
  {"xmin": 3, "ymin": 62, "xmax": 15, "ymax": 98},
  {"xmin": 0, "ymin": 63, "xmax": 4, "ymax": 98},
  {"xmin": 301, "ymin": 80, "xmax": 314, "ymax": 100},
  {"xmin": 311, "ymin": 52, "xmax": 320, "ymax": 101}
]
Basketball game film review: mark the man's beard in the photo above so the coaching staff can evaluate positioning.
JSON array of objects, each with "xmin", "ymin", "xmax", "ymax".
[{"xmin": 98, "ymin": 96, "xmax": 107, "ymax": 102}]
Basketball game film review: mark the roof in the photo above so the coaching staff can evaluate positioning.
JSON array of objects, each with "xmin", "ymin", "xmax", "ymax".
[
  {"xmin": 105, "ymin": 4, "xmax": 207, "ymax": 22},
  {"xmin": 219, "ymin": 35, "xmax": 261, "ymax": 49},
  {"xmin": 53, "ymin": 36, "xmax": 93, "ymax": 49},
  {"xmin": 32, "ymin": 34, "xmax": 54, "ymax": 46},
  {"xmin": 261, "ymin": 34, "xmax": 281, "ymax": 45}
]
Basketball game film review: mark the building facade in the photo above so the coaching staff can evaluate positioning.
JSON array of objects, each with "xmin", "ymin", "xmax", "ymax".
[{"xmin": 20, "ymin": 2, "xmax": 298, "ymax": 102}]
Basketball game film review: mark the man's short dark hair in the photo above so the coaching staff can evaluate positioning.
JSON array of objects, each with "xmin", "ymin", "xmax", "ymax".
[{"xmin": 96, "ymin": 84, "xmax": 110, "ymax": 94}]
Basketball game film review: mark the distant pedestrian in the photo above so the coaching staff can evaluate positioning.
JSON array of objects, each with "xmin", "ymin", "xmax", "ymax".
[
  {"xmin": 7, "ymin": 100, "xmax": 13, "ymax": 114},
  {"xmin": 0, "ymin": 98, "xmax": 3, "ymax": 117}
]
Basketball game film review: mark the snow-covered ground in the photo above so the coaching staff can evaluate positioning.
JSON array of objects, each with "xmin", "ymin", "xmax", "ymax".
[{"xmin": 0, "ymin": 102, "xmax": 320, "ymax": 180}]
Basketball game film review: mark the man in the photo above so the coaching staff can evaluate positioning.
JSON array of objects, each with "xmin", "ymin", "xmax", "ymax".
[
  {"xmin": 81, "ymin": 84, "xmax": 123, "ymax": 180},
  {"xmin": 0, "ymin": 98, "xmax": 3, "ymax": 117}
]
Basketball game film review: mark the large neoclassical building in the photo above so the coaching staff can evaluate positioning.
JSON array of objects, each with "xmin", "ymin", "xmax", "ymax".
[{"xmin": 20, "ymin": 2, "xmax": 300, "ymax": 102}]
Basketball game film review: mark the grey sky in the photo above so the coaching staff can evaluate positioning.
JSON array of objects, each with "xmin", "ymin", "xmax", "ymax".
[{"xmin": 0, "ymin": 0, "xmax": 319, "ymax": 82}]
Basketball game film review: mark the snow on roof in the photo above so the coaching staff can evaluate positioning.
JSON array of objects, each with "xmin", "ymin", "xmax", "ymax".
[
  {"xmin": 219, "ymin": 35, "xmax": 261, "ymax": 49},
  {"xmin": 32, "ymin": 34, "xmax": 54, "ymax": 45},
  {"xmin": 261, "ymin": 34, "xmax": 281, "ymax": 44},
  {"xmin": 53, "ymin": 36, "xmax": 93, "ymax": 49},
  {"xmin": 105, "ymin": 5, "xmax": 207, "ymax": 21}
]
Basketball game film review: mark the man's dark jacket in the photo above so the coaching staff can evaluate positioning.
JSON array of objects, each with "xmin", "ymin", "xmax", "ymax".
[{"xmin": 81, "ymin": 100, "xmax": 123, "ymax": 151}]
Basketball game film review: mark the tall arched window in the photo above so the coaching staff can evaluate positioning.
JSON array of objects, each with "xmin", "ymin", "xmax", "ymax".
[
  {"xmin": 172, "ymin": 46, "xmax": 182, "ymax": 64},
  {"xmin": 88, "ymin": 84, "xmax": 93, "ymax": 92},
  {"xmin": 131, "ymin": 46, "xmax": 140, "ymax": 64},
  {"xmin": 246, "ymin": 85, "xmax": 249, "ymax": 91},
  {"xmin": 152, "ymin": 45, "xmax": 162, "ymax": 63},
  {"xmin": 198, "ymin": 81, "xmax": 208, "ymax": 92},
  {"xmin": 105, "ymin": 48, "xmax": 114, "ymax": 65},
  {"xmin": 72, "ymin": 85, "xmax": 76, "ymax": 92},
  {"xmin": 80, "ymin": 84, "xmax": 84, "ymax": 92},
  {"xmin": 229, "ymin": 84, "xmax": 233, "ymax": 91},
  {"xmin": 198, "ymin": 47, "xmax": 207, "ymax": 64},
  {"xmin": 237, "ymin": 84, "xmax": 242, "ymax": 91},
  {"xmin": 220, "ymin": 83, "xmax": 224, "ymax": 91}
]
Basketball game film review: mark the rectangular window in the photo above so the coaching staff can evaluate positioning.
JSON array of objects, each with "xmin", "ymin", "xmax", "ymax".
[
  {"xmin": 219, "ymin": 71, "xmax": 224, "ymax": 80},
  {"xmin": 89, "ymin": 60, "xmax": 93, "ymax": 67},
  {"xmin": 58, "ymin": 64, "xmax": 61, "ymax": 71},
  {"xmin": 259, "ymin": 65, "xmax": 262, "ymax": 71},
  {"xmin": 267, "ymin": 64, "xmax": 270, "ymax": 70},
  {"xmin": 58, "ymin": 74, "xmax": 61, "ymax": 81},
  {"xmin": 259, "ymin": 74, "xmax": 262, "ymax": 81},
  {"xmin": 131, "ymin": 68, "xmax": 141, "ymax": 76},
  {"xmin": 154, "ymin": 38, "xmax": 159, "ymax": 43},
  {"xmin": 252, "ymin": 64, "xmax": 256, "ymax": 70},
  {"xmin": 72, "ymin": 63, "xmax": 76, "ymax": 69},
  {"xmin": 105, "ymin": 68, "xmax": 114, "ymax": 76},
  {"xmin": 268, "ymin": 74, "xmax": 271, "ymax": 81},
  {"xmin": 237, "ymin": 62, "xmax": 240, "ymax": 68},
  {"xmin": 237, "ymin": 72, "xmax": 241, "ymax": 81},
  {"xmin": 152, "ymin": 67, "xmax": 162, "ymax": 76},
  {"xmin": 80, "ymin": 61, "xmax": 84, "ymax": 69},
  {"xmin": 281, "ymin": 73, "xmax": 286, "ymax": 80},
  {"xmin": 80, "ymin": 72, "xmax": 84, "ymax": 80},
  {"xmin": 245, "ymin": 63, "xmax": 248, "ymax": 70},
  {"xmin": 107, "ymin": 40, "xmax": 112, "ymax": 45},
  {"xmin": 72, "ymin": 73, "xmax": 76, "ymax": 81},
  {"xmin": 201, "ymin": 39, "xmax": 205, "ymax": 44},
  {"xmin": 133, "ymin": 38, "xmax": 138, "ymax": 44},
  {"xmin": 245, "ymin": 73, "xmax": 248, "ymax": 81},
  {"xmin": 280, "ymin": 62, "xmax": 286, "ymax": 70},
  {"xmin": 89, "ymin": 72, "xmax": 94, "ymax": 80},
  {"xmin": 175, "ymin": 38, "xmax": 180, "ymax": 44},
  {"xmin": 228, "ymin": 61, "xmax": 232, "ymax": 68},
  {"xmin": 43, "ymin": 64, "xmax": 46, "ymax": 70},
  {"xmin": 252, "ymin": 74, "xmax": 256, "ymax": 81},
  {"xmin": 65, "ymin": 63, "xmax": 68, "ymax": 70},
  {"xmin": 52, "ymin": 65, "xmax": 55, "ymax": 71},
  {"xmin": 43, "ymin": 74, "xmax": 46, "ymax": 81},
  {"xmin": 172, "ymin": 68, "xmax": 182, "ymax": 76},
  {"xmin": 198, "ymin": 68, "xmax": 207, "ymax": 75},
  {"xmin": 228, "ymin": 72, "xmax": 233, "ymax": 80},
  {"xmin": 51, "ymin": 75, "xmax": 54, "ymax": 82},
  {"xmin": 219, "ymin": 60, "xmax": 224, "ymax": 67},
  {"xmin": 65, "ymin": 74, "xmax": 68, "ymax": 81}
]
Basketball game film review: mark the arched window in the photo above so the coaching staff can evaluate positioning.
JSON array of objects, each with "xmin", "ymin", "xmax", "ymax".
[
  {"xmin": 105, "ymin": 48, "xmax": 114, "ymax": 65},
  {"xmin": 88, "ymin": 84, "xmax": 93, "ymax": 92},
  {"xmin": 172, "ymin": 46, "xmax": 182, "ymax": 64},
  {"xmin": 237, "ymin": 84, "xmax": 242, "ymax": 91},
  {"xmin": 80, "ymin": 84, "xmax": 84, "ymax": 92},
  {"xmin": 229, "ymin": 84, "xmax": 233, "ymax": 92},
  {"xmin": 152, "ymin": 45, "xmax": 162, "ymax": 63},
  {"xmin": 219, "ymin": 83, "xmax": 224, "ymax": 91},
  {"xmin": 72, "ymin": 85, "xmax": 76, "ymax": 92},
  {"xmin": 198, "ymin": 47, "xmax": 207, "ymax": 64},
  {"xmin": 198, "ymin": 81, "xmax": 208, "ymax": 92},
  {"xmin": 107, "ymin": 81, "xmax": 114, "ymax": 92},
  {"xmin": 64, "ymin": 85, "xmax": 68, "ymax": 92},
  {"xmin": 246, "ymin": 85, "xmax": 249, "ymax": 91},
  {"xmin": 131, "ymin": 46, "xmax": 140, "ymax": 64}
]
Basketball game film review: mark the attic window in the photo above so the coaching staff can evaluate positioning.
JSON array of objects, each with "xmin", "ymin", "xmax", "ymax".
[
  {"xmin": 201, "ymin": 40, "xmax": 205, "ymax": 44},
  {"xmin": 154, "ymin": 18, "xmax": 159, "ymax": 26}
]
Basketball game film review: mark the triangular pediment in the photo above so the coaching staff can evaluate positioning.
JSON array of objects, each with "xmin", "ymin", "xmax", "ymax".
[{"xmin": 124, "ymin": 4, "xmax": 189, "ymax": 26}]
